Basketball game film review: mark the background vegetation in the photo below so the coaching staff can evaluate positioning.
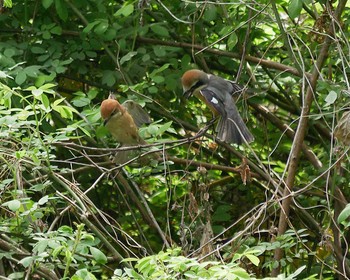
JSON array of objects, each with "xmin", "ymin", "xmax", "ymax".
[{"xmin": 0, "ymin": 0, "xmax": 350, "ymax": 279}]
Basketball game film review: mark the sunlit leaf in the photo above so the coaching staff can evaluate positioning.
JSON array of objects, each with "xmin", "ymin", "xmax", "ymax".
[
  {"xmin": 90, "ymin": 247, "xmax": 107, "ymax": 264},
  {"xmin": 18, "ymin": 256, "xmax": 34, "ymax": 268},
  {"xmin": 325, "ymin": 90, "xmax": 337, "ymax": 105},
  {"xmin": 38, "ymin": 195, "xmax": 49, "ymax": 205},
  {"xmin": 338, "ymin": 203, "xmax": 350, "ymax": 225},
  {"xmin": 5, "ymin": 199, "xmax": 21, "ymax": 211},
  {"xmin": 288, "ymin": 0, "xmax": 303, "ymax": 18},
  {"xmin": 114, "ymin": 4, "xmax": 134, "ymax": 17},
  {"xmin": 245, "ymin": 254, "xmax": 260, "ymax": 266}
]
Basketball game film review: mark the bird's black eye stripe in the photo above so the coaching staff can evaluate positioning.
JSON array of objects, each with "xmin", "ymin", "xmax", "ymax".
[
  {"xmin": 110, "ymin": 108, "xmax": 117, "ymax": 116},
  {"xmin": 104, "ymin": 108, "xmax": 117, "ymax": 125},
  {"xmin": 190, "ymin": 80, "xmax": 205, "ymax": 92}
]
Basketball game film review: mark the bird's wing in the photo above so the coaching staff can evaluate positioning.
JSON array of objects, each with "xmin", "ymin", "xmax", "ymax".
[
  {"xmin": 122, "ymin": 100, "xmax": 151, "ymax": 127},
  {"xmin": 199, "ymin": 86, "xmax": 228, "ymax": 116}
]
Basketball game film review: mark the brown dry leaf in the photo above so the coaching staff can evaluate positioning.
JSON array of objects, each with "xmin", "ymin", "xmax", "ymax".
[
  {"xmin": 240, "ymin": 157, "xmax": 251, "ymax": 185},
  {"xmin": 188, "ymin": 192, "xmax": 199, "ymax": 220}
]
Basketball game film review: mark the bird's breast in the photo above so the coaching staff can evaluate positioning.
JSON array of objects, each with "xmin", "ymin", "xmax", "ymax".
[{"xmin": 105, "ymin": 112, "xmax": 141, "ymax": 145}]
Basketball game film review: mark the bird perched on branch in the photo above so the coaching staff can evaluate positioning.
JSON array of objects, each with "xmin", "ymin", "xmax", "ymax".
[
  {"xmin": 334, "ymin": 110, "xmax": 350, "ymax": 145},
  {"xmin": 181, "ymin": 69, "xmax": 254, "ymax": 145},
  {"xmin": 100, "ymin": 95, "xmax": 155, "ymax": 164}
]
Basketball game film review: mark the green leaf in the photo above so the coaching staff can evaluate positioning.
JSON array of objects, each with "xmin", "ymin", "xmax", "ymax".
[
  {"xmin": 7, "ymin": 272, "xmax": 24, "ymax": 279},
  {"xmin": 94, "ymin": 20, "xmax": 109, "ymax": 35},
  {"xmin": 86, "ymin": 51, "xmax": 97, "ymax": 58},
  {"xmin": 65, "ymin": 249, "xmax": 72, "ymax": 262},
  {"xmin": 55, "ymin": 0, "xmax": 68, "ymax": 21},
  {"xmin": 38, "ymin": 195, "xmax": 49, "ymax": 205},
  {"xmin": 338, "ymin": 203, "xmax": 350, "ymax": 225},
  {"xmin": 212, "ymin": 212, "xmax": 231, "ymax": 222},
  {"xmin": 152, "ymin": 76, "xmax": 165, "ymax": 84},
  {"xmin": 3, "ymin": 0, "xmax": 12, "ymax": 8},
  {"xmin": 204, "ymin": 5, "xmax": 217, "ymax": 22},
  {"xmin": 114, "ymin": 4, "xmax": 134, "ymax": 17},
  {"xmin": 72, "ymin": 96, "xmax": 90, "ymax": 107},
  {"xmin": 157, "ymin": 121, "xmax": 172, "ymax": 136},
  {"xmin": 18, "ymin": 256, "xmax": 34, "ymax": 268},
  {"xmin": 288, "ymin": 265, "xmax": 306, "ymax": 278},
  {"xmin": 52, "ymin": 246, "xmax": 65, "ymax": 259},
  {"xmin": 34, "ymin": 240, "xmax": 49, "ymax": 254},
  {"xmin": 4, "ymin": 48, "xmax": 15, "ymax": 58},
  {"xmin": 41, "ymin": 93, "xmax": 50, "ymax": 109},
  {"xmin": 75, "ymin": 269, "xmax": 97, "ymax": 280},
  {"xmin": 87, "ymin": 89, "xmax": 98, "ymax": 100},
  {"xmin": 42, "ymin": 30, "xmax": 51, "ymax": 39},
  {"xmin": 102, "ymin": 28, "xmax": 117, "ymax": 40},
  {"xmin": 31, "ymin": 46, "xmax": 46, "ymax": 54},
  {"xmin": 325, "ymin": 90, "xmax": 337, "ymax": 105},
  {"xmin": 52, "ymin": 105, "xmax": 76, "ymax": 120},
  {"xmin": 148, "ymin": 86, "xmax": 158, "ymax": 93},
  {"xmin": 149, "ymin": 63, "xmax": 170, "ymax": 78},
  {"xmin": 50, "ymin": 26, "xmax": 62, "ymax": 35},
  {"xmin": 152, "ymin": 46, "xmax": 166, "ymax": 57},
  {"xmin": 90, "ymin": 247, "xmax": 107, "ymax": 264},
  {"xmin": 83, "ymin": 21, "xmax": 100, "ymax": 33},
  {"xmin": 101, "ymin": 70, "xmax": 116, "ymax": 87},
  {"xmin": 288, "ymin": 0, "xmax": 303, "ymax": 18},
  {"xmin": 42, "ymin": 0, "xmax": 53, "ymax": 9},
  {"xmin": 39, "ymin": 83, "xmax": 56, "ymax": 92},
  {"xmin": 37, "ymin": 54, "xmax": 50, "ymax": 62},
  {"xmin": 58, "ymin": 225, "xmax": 73, "ymax": 233},
  {"xmin": 150, "ymin": 24, "xmax": 170, "ymax": 37},
  {"xmin": 32, "ymin": 88, "xmax": 43, "ymax": 97},
  {"xmin": 245, "ymin": 254, "xmax": 260, "ymax": 266},
  {"xmin": 5, "ymin": 199, "xmax": 21, "ymax": 211},
  {"xmin": 55, "ymin": 66, "xmax": 66, "ymax": 73},
  {"xmin": 120, "ymin": 51, "xmax": 137, "ymax": 65},
  {"xmin": 227, "ymin": 32, "xmax": 238, "ymax": 50},
  {"xmin": 231, "ymin": 268, "xmax": 250, "ymax": 278},
  {"xmin": 15, "ymin": 71, "xmax": 27, "ymax": 85},
  {"xmin": 181, "ymin": 55, "xmax": 191, "ymax": 69},
  {"xmin": 24, "ymin": 65, "xmax": 42, "ymax": 77},
  {"xmin": 60, "ymin": 58, "xmax": 74, "ymax": 65},
  {"xmin": 53, "ymin": 97, "xmax": 65, "ymax": 106},
  {"xmin": 35, "ymin": 76, "xmax": 46, "ymax": 87}
]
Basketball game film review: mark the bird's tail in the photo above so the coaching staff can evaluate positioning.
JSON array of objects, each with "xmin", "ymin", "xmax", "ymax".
[{"xmin": 216, "ymin": 114, "xmax": 254, "ymax": 145}]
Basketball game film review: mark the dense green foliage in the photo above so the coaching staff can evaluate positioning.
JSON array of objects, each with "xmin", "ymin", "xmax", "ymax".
[{"xmin": 0, "ymin": 0, "xmax": 350, "ymax": 279}]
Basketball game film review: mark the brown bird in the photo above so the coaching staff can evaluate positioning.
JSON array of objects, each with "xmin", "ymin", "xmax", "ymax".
[
  {"xmin": 182, "ymin": 69, "xmax": 254, "ymax": 144},
  {"xmin": 334, "ymin": 110, "xmax": 350, "ymax": 145},
  {"xmin": 100, "ymin": 95, "xmax": 154, "ymax": 164}
]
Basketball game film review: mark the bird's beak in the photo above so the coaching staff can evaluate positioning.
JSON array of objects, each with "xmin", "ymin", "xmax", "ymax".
[
  {"xmin": 183, "ymin": 89, "xmax": 193, "ymax": 99},
  {"xmin": 108, "ymin": 92, "xmax": 116, "ymax": 100}
]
